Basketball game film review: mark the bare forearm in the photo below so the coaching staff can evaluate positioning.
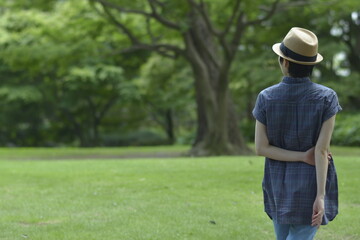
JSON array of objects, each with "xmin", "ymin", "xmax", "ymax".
[
  {"xmin": 257, "ymin": 144, "xmax": 306, "ymax": 162},
  {"xmin": 314, "ymin": 116, "xmax": 336, "ymax": 197},
  {"xmin": 315, "ymin": 149, "xmax": 328, "ymax": 197},
  {"xmin": 255, "ymin": 120, "xmax": 308, "ymax": 163}
]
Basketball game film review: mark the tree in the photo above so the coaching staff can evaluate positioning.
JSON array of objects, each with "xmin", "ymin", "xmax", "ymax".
[
  {"xmin": 0, "ymin": 62, "xmax": 46, "ymax": 146},
  {"xmin": 88, "ymin": 0, "xmax": 287, "ymax": 155},
  {"xmin": 0, "ymin": 1, "xmax": 139, "ymax": 146},
  {"xmin": 59, "ymin": 65, "xmax": 133, "ymax": 146},
  {"xmin": 137, "ymin": 54, "xmax": 194, "ymax": 144},
  {"xmin": 1, "ymin": 0, "xmax": 357, "ymax": 148},
  {"xmin": 228, "ymin": 0, "xmax": 360, "ymax": 143},
  {"xmin": 326, "ymin": 9, "xmax": 360, "ymax": 110}
]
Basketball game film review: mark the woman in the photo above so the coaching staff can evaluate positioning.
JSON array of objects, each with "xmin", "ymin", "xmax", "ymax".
[{"xmin": 253, "ymin": 27, "xmax": 342, "ymax": 240}]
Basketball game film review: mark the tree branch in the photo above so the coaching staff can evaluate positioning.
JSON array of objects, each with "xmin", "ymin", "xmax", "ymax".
[
  {"xmin": 209, "ymin": 0, "xmax": 242, "ymax": 62},
  {"xmin": 152, "ymin": 0, "xmax": 166, "ymax": 8},
  {"xmin": 112, "ymin": 43, "xmax": 185, "ymax": 59},
  {"xmin": 219, "ymin": 37, "xmax": 232, "ymax": 62},
  {"xmin": 225, "ymin": 0, "xmax": 280, "ymax": 60},
  {"xmin": 147, "ymin": 0, "xmax": 181, "ymax": 30},
  {"xmin": 183, "ymin": 32, "xmax": 217, "ymax": 109},
  {"xmin": 92, "ymin": 0, "xmax": 181, "ymax": 30},
  {"xmin": 187, "ymin": 0, "xmax": 221, "ymax": 36},
  {"xmin": 221, "ymin": 0, "xmax": 242, "ymax": 37},
  {"xmin": 92, "ymin": 0, "xmax": 152, "ymax": 17},
  {"xmin": 98, "ymin": 95, "xmax": 118, "ymax": 122},
  {"xmin": 100, "ymin": 3, "xmax": 140, "ymax": 44},
  {"xmin": 185, "ymin": 0, "xmax": 222, "ymax": 68},
  {"xmin": 85, "ymin": 96, "xmax": 98, "ymax": 122},
  {"xmin": 189, "ymin": 30, "xmax": 221, "ymax": 69},
  {"xmin": 152, "ymin": 43, "xmax": 185, "ymax": 58},
  {"xmin": 272, "ymin": 0, "xmax": 339, "ymax": 12},
  {"xmin": 227, "ymin": 11, "xmax": 246, "ymax": 60},
  {"xmin": 245, "ymin": 0, "xmax": 280, "ymax": 26},
  {"xmin": 146, "ymin": 17, "xmax": 159, "ymax": 43},
  {"xmin": 94, "ymin": 1, "xmax": 185, "ymax": 59}
]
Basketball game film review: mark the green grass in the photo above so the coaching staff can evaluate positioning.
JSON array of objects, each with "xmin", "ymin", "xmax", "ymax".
[
  {"xmin": 0, "ymin": 145, "xmax": 189, "ymax": 160},
  {"xmin": 0, "ymin": 146, "xmax": 359, "ymax": 240}
]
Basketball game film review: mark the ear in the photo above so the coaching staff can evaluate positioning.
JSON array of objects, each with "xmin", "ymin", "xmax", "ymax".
[{"xmin": 284, "ymin": 59, "xmax": 290, "ymax": 68}]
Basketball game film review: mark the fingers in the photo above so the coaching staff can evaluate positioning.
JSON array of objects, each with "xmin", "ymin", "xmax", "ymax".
[
  {"xmin": 312, "ymin": 197, "xmax": 324, "ymax": 227},
  {"xmin": 311, "ymin": 212, "xmax": 323, "ymax": 227},
  {"xmin": 327, "ymin": 152, "xmax": 332, "ymax": 164}
]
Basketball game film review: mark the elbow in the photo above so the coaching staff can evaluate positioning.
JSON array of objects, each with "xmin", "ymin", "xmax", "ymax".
[
  {"xmin": 255, "ymin": 145, "xmax": 264, "ymax": 156},
  {"xmin": 315, "ymin": 145, "xmax": 328, "ymax": 157}
]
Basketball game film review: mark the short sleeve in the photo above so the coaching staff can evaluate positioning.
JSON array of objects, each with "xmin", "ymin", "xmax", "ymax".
[
  {"xmin": 323, "ymin": 91, "xmax": 342, "ymax": 122},
  {"xmin": 252, "ymin": 92, "xmax": 267, "ymax": 125}
]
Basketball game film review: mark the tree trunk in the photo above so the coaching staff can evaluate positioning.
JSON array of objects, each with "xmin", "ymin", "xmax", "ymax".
[
  {"xmin": 184, "ymin": 11, "xmax": 251, "ymax": 156},
  {"xmin": 165, "ymin": 109, "xmax": 175, "ymax": 144}
]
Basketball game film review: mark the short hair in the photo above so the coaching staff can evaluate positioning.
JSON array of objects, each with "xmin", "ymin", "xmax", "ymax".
[{"xmin": 279, "ymin": 57, "xmax": 315, "ymax": 78}]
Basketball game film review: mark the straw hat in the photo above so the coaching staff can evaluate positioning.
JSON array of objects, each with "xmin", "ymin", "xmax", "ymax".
[{"xmin": 272, "ymin": 27, "xmax": 323, "ymax": 65}]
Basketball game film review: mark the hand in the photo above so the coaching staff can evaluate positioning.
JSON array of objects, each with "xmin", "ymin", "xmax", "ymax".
[
  {"xmin": 311, "ymin": 196, "xmax": 324, "ymax": 228},
  {"xmin": 303, "ymin": 148, "xmax": 332, "ymax": 166},
  {"xmin": 304, "ymin": 147, "xmax": 315, "ymax": 166},
  {"xmin": 327, "ymin": 151, "xmax": 332, "ymax": 161}
]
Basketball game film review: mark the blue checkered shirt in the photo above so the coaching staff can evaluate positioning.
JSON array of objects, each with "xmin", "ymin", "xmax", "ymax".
[{"xmin": 252, "ymin": 76, "xmax": 342, "ymax": 225}]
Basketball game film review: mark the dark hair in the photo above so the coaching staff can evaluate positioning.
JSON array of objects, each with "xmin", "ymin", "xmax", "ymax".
[{"xmin": 279, "ymin": 57, "xmax": 314, "ymax": 78}]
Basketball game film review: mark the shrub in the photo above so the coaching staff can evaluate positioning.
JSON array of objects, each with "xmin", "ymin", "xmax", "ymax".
[
  {"xmin": 101, "ymin": 130, "xmax": 168, "ymax": 146},
  {"xmin": 332, "ymin": 113, "xmax": 360, "ymax": 146}
]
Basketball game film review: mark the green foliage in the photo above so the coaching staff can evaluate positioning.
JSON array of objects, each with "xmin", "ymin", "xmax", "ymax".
[
  {"xmin": 135, "ymin": 54, "xmax": 195, "ymax": 143},
  {"xmin": 0, "ymin": 0, "xmax": 358, "ymax": 146},
  {"xmin": 137, "ymin": 55, "xmax": 193, "ymax": 109},
  {"xmin": 102, "ymin": 130, "xmax": 168, "ymax": 146},
  {"xmin": 0, "ymin": 0, "xmax": 58, "ymax": 11},
  {"xmin": 0, "ymin": 86, "xmax": 42, "ymax": 102},
  {"xmin": 0, "ymin": 1, "xmax": 144, "ymax": 146},
  {"xmin": 232, "ymin": 0, "xmax": 360, "ymax": 145},
  {"xmin": 332, "ymin": 113, "xmax": 360, "ymax": 146}
]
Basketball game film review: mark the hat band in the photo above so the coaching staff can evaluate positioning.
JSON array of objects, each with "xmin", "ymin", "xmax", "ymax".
[{"xmin": 280, "ymin": 42, "xmax": 317, "ymax": 62}]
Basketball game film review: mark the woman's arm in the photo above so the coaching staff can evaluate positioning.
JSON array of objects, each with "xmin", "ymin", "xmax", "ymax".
[
  {"xmin": 311, "ymin": 115, "xmax": 336, "ymax": 227},
  {"xmin": 255, "ymin": 120, "xmax": 315, "ymax": 165}
]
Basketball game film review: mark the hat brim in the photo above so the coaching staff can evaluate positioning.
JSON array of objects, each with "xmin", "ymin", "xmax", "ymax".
[{"xmin": 272, "ymin": 43, "xmax": 323, "ymax": 65}]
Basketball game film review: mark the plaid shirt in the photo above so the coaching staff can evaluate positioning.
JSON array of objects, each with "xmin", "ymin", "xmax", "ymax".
[{"xmin": 253, "ymin": 76, "xmax": 342, "ymax": 225}]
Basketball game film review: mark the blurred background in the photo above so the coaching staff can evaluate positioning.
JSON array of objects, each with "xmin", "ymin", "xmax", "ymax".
[{"xmin": 0, "ymin": 0, "xmax": 358, "ymax": 149}]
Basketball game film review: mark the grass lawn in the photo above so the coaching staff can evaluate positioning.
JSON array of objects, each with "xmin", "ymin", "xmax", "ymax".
[
  {"xmin": 0, "ymin": 146, "xmax": 359, "ymax": 240},
  {"xmin": 0, "ymin": 145, "xmax": 189, "ymax": 160}
]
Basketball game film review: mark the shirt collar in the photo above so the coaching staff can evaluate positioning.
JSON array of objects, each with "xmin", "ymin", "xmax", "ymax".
[{"xmin": 282, "ymin": 76, "xmax": 311, "ymax": 84}]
